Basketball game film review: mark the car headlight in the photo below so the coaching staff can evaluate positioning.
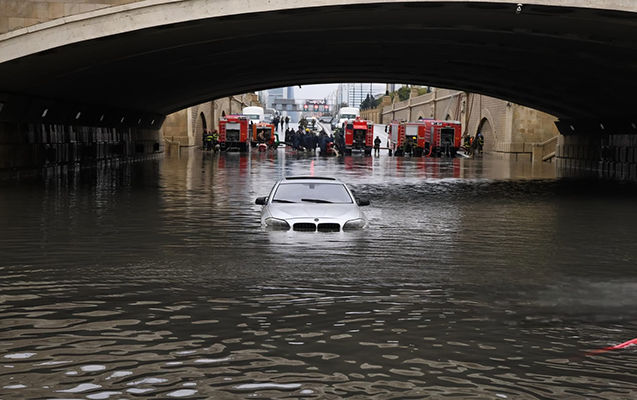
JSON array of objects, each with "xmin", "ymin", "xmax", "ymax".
[
  {"xmin": 264, "ymin": 217, "xmax": 290, "ymax": 229},
  {"xmin": 343, "ymin": 218, "xmax": 366, "ymax": 230}
]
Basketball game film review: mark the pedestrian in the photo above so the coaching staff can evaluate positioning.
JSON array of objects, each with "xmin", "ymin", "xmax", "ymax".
[
  {"xmin": 374, "ymin": 136, "xmax": 381, "ymax": 156},
  {"xmin": 285, "ymin": 115, "xmax": 290, "ymax": 129}
]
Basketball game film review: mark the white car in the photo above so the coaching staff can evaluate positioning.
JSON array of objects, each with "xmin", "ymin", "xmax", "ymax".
[{"xmin": 255, "ymin": 177, "xmax": 370, "ymax": 231}]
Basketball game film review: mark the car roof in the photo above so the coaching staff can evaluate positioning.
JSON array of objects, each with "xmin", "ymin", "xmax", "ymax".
[{"xmin": 279, "ymin": 176, "xmax": 342, "ymax": 184}]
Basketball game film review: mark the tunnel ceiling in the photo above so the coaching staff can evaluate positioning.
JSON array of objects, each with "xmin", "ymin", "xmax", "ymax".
[{"xmin": 1, "ymin": 1, "xmax": 637, "ymax": 121}]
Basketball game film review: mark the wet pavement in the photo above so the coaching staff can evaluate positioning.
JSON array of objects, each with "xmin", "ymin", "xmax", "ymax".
[{"xmin": 1, "ymin": 148, "xmax": 637, "ymax": 399}]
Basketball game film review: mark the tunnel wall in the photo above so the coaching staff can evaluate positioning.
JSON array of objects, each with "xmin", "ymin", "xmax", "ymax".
[
  {"xmin": 557, "ymin": 132, "xmax": 637, "ymax": 180},
  {"xmin": 0, "ymin": 122, "xmax": 163, "ymax": 180}
]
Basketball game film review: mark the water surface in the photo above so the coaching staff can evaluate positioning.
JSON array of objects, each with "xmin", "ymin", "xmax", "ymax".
[{"xmin": 1, "ymin": 150, "xmax": 636, "ymax": 399}]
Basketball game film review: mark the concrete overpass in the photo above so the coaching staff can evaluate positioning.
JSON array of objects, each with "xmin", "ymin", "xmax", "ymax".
[{"xmin": 0, "ymin": 0, "xmax": 636, "ymax": 177}]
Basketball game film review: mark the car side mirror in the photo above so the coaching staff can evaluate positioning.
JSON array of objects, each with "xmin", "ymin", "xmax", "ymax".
[
  {"xmin": 255, "ymin": 197, "xmax": 267, "ymax": 205},
  {"xmin": 357, "ymin": 198, "xmax": 370, "ymax": 206}
]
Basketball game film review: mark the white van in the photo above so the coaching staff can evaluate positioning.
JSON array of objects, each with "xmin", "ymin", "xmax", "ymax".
[
  {"xmin": 337, "ymin": 107, "xmax": 360, "ymax": 128},
  {"xmin": 242, "ymin": 106, "xmax": 264, "ymax": 124}
]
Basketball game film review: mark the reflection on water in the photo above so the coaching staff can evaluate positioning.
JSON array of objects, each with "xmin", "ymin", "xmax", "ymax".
[{"xmin": 1, "ymin": 149, "xmax": 637, "ymax": 399}]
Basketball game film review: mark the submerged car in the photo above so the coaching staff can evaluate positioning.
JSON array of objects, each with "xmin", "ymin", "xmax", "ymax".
[{"xmin": 255, "ymin": 177, "xmax": 370, "ymax": 231}]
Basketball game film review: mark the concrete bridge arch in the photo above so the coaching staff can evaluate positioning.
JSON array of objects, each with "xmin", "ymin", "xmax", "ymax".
[
  {"xmin": 0, "ymin": 0, "xmax": 636, "ymax": 129},
  {"xmin": 1, "ymin": 0, "xmax": 637, "ymax": 178}
]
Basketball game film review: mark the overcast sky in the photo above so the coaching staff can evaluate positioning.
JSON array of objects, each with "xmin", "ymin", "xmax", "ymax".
[{"xmin": 290, "ymin": 83, "xmax": 388, "ymax": 102}]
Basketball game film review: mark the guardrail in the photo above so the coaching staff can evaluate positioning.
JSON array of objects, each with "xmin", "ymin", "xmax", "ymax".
[{"xmin": 532, "ymin": 135, "xmax": 558, "ymax": 163}]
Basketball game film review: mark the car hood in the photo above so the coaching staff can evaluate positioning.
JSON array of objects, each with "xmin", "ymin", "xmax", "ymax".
[{"xmin": 268, "ymin": 203, "xmax": 363, "ymax": 221}]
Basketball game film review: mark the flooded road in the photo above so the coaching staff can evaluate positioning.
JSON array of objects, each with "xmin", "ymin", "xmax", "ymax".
[{"xmin": 1, "ymin": 149, "xmax": 637, "ymax": 399}]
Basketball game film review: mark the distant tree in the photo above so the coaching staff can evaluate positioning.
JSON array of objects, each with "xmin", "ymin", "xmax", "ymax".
[
  {"xmin": 360, "ymin": 94, "xmax": 382, "ymax": 110},
  {"xmin": 397, "ymin": 86, "xmax": 411, "ymax": 101}
]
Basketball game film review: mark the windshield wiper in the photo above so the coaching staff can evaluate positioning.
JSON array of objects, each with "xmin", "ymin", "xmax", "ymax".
[
  {"xmin": 272, "ymin": 199, "xmax": 296, "ymax": 203},
  {"xmin": 301, "ymin": 198, "xmax": 332, "ymax": 203}
]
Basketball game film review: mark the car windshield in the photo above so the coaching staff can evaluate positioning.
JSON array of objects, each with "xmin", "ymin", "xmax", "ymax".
[
  {"xmin": 272, "ymin": 182, "xmax": 353, "ymax": 204},
  {"xmin": 245, "ymin": 114, "xmax": 260, "ymax": 120},
  {"xmin": 341, "ymin": 114, "xmax": 356, "ymax": 119}
]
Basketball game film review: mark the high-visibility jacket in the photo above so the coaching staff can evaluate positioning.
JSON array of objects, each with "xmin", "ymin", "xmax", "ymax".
[{"xmin": 205, "ymin": 135, "xmax": 213, "ymax": 142}]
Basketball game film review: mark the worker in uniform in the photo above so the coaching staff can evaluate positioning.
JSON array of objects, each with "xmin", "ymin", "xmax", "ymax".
[
  {"xmin": 477, "ymin": 133, "xmax": 484, "ymax": 154},
  {"xmin": 205, "ymin": 130, "xmax": 214, "ymax": 151},
  {"xmin": 374, "ymin": 136, "xmax": 381, "ymax": 156},
  {"xmin": 404, "ymin": 136, "xmax": 415, "ymax": 157}
]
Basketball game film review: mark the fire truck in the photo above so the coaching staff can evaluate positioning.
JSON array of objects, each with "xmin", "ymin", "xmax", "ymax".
[
  {"xmin": 389, "ymin": 119, "xmax": 462, "ymax": 157},
  {"xmin": 219, "ymin": 114, "xmax": 250, "ymax": 152},
  {"xmin": 342, "ymin": 117, "xmax": 374, "ymax": 155},
  {"xmin": 251, "ymin": 122, "xmax": 276, "ymax": 148}
]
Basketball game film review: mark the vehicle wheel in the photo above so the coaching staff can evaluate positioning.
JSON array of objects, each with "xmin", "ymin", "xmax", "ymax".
[
  {"xmin": 345, "ymin": 149, "xmax": 352, "ymax": 156},
  {"xmin": 414, "ymin": 147, "xmax": 423, "ymax": 157}
]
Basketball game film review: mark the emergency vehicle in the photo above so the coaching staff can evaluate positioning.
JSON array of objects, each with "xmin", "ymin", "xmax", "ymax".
[
  {"xmin": 388, "ymin": 119, "xmax": 462, "ymax": 157},
  {"xmin": 342, "ymin": 117, "xmax": 374, "ymax": 155},
  {"xmin": 251, "ymin": 122, "xmax": 276, "ymax": 148},
  {"xmin": 219, "ymin": 114, "xmax": 250, "ymax": 152}
]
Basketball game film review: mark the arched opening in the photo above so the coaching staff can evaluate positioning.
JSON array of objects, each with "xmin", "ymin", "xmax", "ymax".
[
  {"xmin": 477, "ymin": 117, "xmax": 495, "ymax": 153},
  {"xmin": 195, "ymin": 112, "xmax": 207, "ymax": 147}
]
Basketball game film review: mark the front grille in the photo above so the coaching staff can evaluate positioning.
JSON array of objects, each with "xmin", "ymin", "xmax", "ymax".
[
  {"xmin": 293, "ymin": 223, "xmax": 316, "ymax": 231},
  {"xmin": 318, "ymin": 223, "xmax": 340, "ymax": 232}
]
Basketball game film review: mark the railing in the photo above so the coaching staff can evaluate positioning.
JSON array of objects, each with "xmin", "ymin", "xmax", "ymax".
[{"xmin": 532, "ymin": 135, "xmax": 558, "ymax": 162}]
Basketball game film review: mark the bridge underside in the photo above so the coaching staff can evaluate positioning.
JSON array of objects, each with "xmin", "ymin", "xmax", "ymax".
[{"xmin": 0, "ymin": 1, "xmax": 636, "ymax": 131}]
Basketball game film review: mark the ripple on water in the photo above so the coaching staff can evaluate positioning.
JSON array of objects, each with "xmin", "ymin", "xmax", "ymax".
[{"xmin": 1, "ymin": 154, "xmax": 637, "ymax": 398}]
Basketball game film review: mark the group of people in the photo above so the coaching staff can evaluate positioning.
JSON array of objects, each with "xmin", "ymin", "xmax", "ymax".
[
  {"xmin": 284, "ymin": 127, "xmax": 336, "ymax": 155},
  {"xmin": 463, "ymin": 132, "xmax": 484, "ymax": 156},
  {"xmin": 203, "ymin": 129, "xmax": 219, "ymax": 151},
  {"xmin": 272, "ymin": 115, "xmax": 290, "ymax": 131}
]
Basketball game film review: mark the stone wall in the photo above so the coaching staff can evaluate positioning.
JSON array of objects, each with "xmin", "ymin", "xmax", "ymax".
[
  {"xmin": 161, "ymin": 94, "xmax": 259, "ymax": 149},
  {"xmin": 382, "ymin": 88, "xmax": 559, "ymax": 161},
  {"xmin": 0, "ymin": 121, "xmax": 162, "ymax": 179}
]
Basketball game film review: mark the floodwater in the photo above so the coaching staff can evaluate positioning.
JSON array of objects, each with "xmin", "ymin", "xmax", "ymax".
[{"xmin": 1, "ymin": 148, "xmax": 637, "ymax": 400}]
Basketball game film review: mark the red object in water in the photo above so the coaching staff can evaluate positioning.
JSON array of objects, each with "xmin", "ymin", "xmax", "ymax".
[{"xmin": 587, "ymin": 338, "xmax": 637, "ymax": 355}]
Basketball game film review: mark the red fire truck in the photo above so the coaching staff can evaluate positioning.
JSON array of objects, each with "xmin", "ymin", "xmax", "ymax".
[
  {"xmin": 388, "ymin": 119, "xmax": 462, "ymax": 157},
  {"xmin": 251, "ymin": 122, "xmax": 276, "ymax": 148},
  {"xmin": 219, "ymin": 114, "xmax": 250, "ymax": 151},
  {"xmin": 342, "ymin": 117, "xmax": 374, "ymax": 155}
]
